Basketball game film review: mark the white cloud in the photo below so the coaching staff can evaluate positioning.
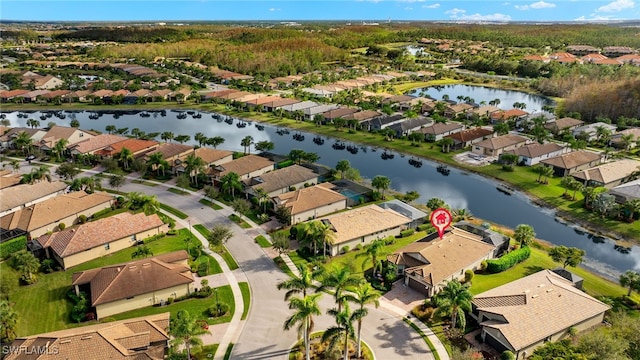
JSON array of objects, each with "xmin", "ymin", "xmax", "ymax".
[
  {"xmin": 268, "ymin": 7, "xmax": 280, "ymax": 11},
  {"xmin": 458, "ymin": 13, "xmax": 512, "ymax": 21},
  {"xmin": 515, "ymin": 1, "xmax": 556, "ymax": 10},
  {"xmin": 404, "ymin": 6, "xmax": 414, "ymax": 10},
  {"xmin": 445, "ymin": 7, "xmax": 466, "ymax": 17},
  {"xmin": 422, "ymin": 3, "xmax": 440, "ymax": 8},
  {"xmin": 397, "ymin": 0, "xmax": 425, "ymax": 2},
  {"xmin": 574, "ymin": 14, "xmax": 614, "ymax": 20},
  {"xmin": 597, "ymin": 0, "xmax": 634, "ymax": 12}
]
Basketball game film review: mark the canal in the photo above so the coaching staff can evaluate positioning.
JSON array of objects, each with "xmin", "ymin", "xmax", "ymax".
[{"xmin": 4, "ymin": 109, "xmax": 638, "ymax": 280}]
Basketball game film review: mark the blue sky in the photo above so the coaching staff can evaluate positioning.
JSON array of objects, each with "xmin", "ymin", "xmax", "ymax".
[{"xmin": 1, "ymin": 0, "xmax": 638, "ymax": 22}]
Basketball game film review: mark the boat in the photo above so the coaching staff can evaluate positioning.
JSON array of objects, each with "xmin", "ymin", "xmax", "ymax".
[{"xmin": 496, "ymin": 185, "xmax": 513, "ymax": 195}]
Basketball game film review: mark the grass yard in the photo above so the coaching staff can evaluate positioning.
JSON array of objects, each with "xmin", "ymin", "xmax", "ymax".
[
  {"xmin": 254, "ymin": 235, "xmax": 271, "ymax": 248},
  {"xmin": 229, "ymin": 214, "xmax": 251, "ymax": 229},
  {"xmin": 192, "ymin": 344, "xmax": 219, "ymax": 360},
  {"xmin": 193, "ymin": 224, "xmax": 240, "ymax": 270},
  {"xmin": 199, "ymin": 198, "xmax": 223, "ymax": 210},
  {"xmin": 239, "ymin": 282, "xmax": 251, "ymax": 320},
  {"xmin": 3, "ymin": 229, "xmax": 225, "ymax": 336},
  {"xmin": 132, "ymin": 179, "xmax": 159, "ymax": 187},
  {"xmin": 159, "ymin": 202, "xmax": 189, "ymax": 219},
  {"xmin": 167, "ymin": 187, "xmax": 189, "ymax": 196}
]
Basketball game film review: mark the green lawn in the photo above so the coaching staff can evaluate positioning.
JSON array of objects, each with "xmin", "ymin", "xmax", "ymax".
[
  {"xmin": 167, "ymin": 187, "xmax": 189, "ymax": 196},
  {"xmin": 132, "ymin": 179, "xmax": 159, "ymax": 187},
  {"xmin": 3, "ymin": 229, "xmax": 225, "ymax": 336},
  {"xmin": 239, "ymin": 282, "xmax": 251, "ymax": 320},
  {"xmin": 192, "ymin": 344, "xmax": 219, "ymax": 360},
  {"xmin": 254, "ymin": 235, "xmax": 271, "ymax": 248},
  {"xmin": 199, "ymin": 198, "xmax": 223, "ymax": 210},
  {"xmin": 159, "ymin": 202, "xmax": 189, "ymax": 219},
  {"xmin": 193, "ymin": 224, "xmax": 240, "ymax": 270},
  {"xmin": 229, "ymin": 214, "xmax": 251, "ymax": 229}
]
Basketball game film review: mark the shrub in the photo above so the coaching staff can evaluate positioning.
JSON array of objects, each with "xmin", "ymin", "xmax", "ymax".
[
  {"xmin": 77, "ymin": 214, "xmax": 87, "ymax": 224},
  {"xmin": 355, "ymin": 244, "xmax": 363, "ymax": 251},
  {"xmin": 383, "ymin": 237, "xmax": 395, "ymax": 245},
  {"xmin": 417, "ymin": 224, "xmax": 433, "ymax": 232},
  {"xmin": 465, "ymin": 269, "xmax": 474, "ymax": 283},
  {"xmin": 341, "ymin": 246, "xmax": 350, "ymax": 254},
  {"xmin": 400, "ymin": 229, "xmax": 415, "ymax": 238},
  {"xmin": 197, "ymin": 262, "xmax": 209, "ymax": 277},
  {"xmin": 0, "ymin": 236, "xmax": 27, "ymax": 260},
  {"xmin": 207, "ymin": 302, "xmax": 230, "ymax": 317},
  {"xmin": 480, "ymin": 260, "xmax": 488, "ymax": 271},
  {"xmin": 58, "ymin": 222, "xmax": 66, "ymax": 231},
  {"xmin": 486, "ymin": 246, "xmax": 531, "ymax": 273},
  {"xmin": 501, "ymin": 351, "xmax": 515, "ymax": 360},
  {"xmin": 167, "ymin": 297, "xmax": 174, "ymax": 305}
]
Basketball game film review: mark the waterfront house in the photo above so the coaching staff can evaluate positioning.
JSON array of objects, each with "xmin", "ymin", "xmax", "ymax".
[
  {"xmin": 504, "ymin": 142, "xmax": 567, "ymax": 166},
  {"xmin": 490, "ymin": 109, "xmax": 529, "ymax": 124},
  {"xmin": 38, "ymin": 125, "xmax": 94, "ymax": 153},
  {"xmin": 446, "ymin": 127, "xmax": 494, "ymax": 149},
  {"xmin": 68, "ymin": 134, "xmax": 128, "ymax": 156},
  {"xmin": 418, "ymin": 122, "xmax": 465, "ymax": 142},
  {"xmin": 207, "ymin": 154, "xmax": 274, "ymax": 183},
  {"xmin": 541, "ymin": 150, "xmax": 602, "ymax": 177},
  {"xmin": 273, "ymin": 183, "xmax": 347, "ymax": 225},
  {"xmin": 610, "ymin": 128, "xmax": 640, "ymax": 149},
  {"xmin": 72, "ymin": 252, "xmax": 193, "ymax": 319},
  {"xmin": 94, "ymin": 138, "xmax": 159, "ymax": 158},
  {"xmin": 245, "ymin": 164, "xmax": 318, "ymax": 198},
  {"xmin": 322, "ymin": 107, "xmax": 360, "ymax": 123},
  {"xmin": 472, "ymin": 134, "xmax": 529, "ymax": 157},
  {"xmin": 144, "ymin": 143, "xmax": 194, "ymax": 173},
  {"xmin": 571, "ymin": 159, "xmax": 640, "ymax": 188},
  {"xmin": 608, "ymin": 179, "xmax": 640, "ymax": 203},
  {"xmin": 378, "ymin": 199, "xmax": 428, "ymax": 229},
  {"xmin": 388, "ymin": 117, "xmax": 432, "ymax": 137}
]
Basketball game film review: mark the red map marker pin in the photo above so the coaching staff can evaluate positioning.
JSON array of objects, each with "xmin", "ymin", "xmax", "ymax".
[{"xmin": 430, "ymin": 208, "xmax": 452, "ymax": 239}]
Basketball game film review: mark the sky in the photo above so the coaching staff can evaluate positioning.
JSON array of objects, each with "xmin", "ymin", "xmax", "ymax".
[{"xmin": 1, "ymin": 0, "xmax": 639, "ymax": 22}]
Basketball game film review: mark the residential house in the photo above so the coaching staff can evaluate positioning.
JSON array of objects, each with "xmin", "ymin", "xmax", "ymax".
[
  {"xmin": 72, "ymin": 252, "xmax": 193, "ymax": 319},
  {"xmin": 0, "ymin": 191, "xmax": 113, "ymax": 240},
  {"xmin": 317, "ymin": 204, "xmax": 411, "ymax": 256},
  {"xmin": 0, "ymin": 181, "xmax": 68, "ymax": 217},
  {"xmin": 95, "ymin": 138, "xmax": 159, "ymax": 158},
  {"xmin": 361, "ymin": 114, "xmax": 405, "ymax": 131},
  {"xmin": 446, "ymin": 128, "xmax": 495, "ymax": 149},
  {"xmin": 418, "ymin": 122, "xmax": 465, "ymax": 142},
  {"xmin": 472, "ymin": 270, "xmax": 610, "ymax": 359},
  {"xmin": 33, "ymin": 212, "xmax": 167, "ymax": 269},
  {"xmin": 545, "ymin": 117, "xmax": 584, "ymax": 135},
  {"xmin": 278, "ymin": 101, "xmax": 320, "ymax": 114},
  {"xmin": 0, "ymin": 172, "xmax": 21, "ymax": 190},
  {"xmin": 208, "ymin": 154, "xmax": 275, "ymax": 183},
  {"xmin": 245, "ymin": 164, "xmax": 318, "ymax": 198},
  {"xmin": 301, "ymin": 87, "xmax": 339, "ymax": 99},
  {"xmin": 571, "ymin": 159, "xmax": 640, "ymax": 188},
  {"xmin": 572, "ymin": 122, "xmax": 617, "ymax": 142},
  {"xmin": 566, "ymin": 45, "xmax": 600, "ymax": 56},
  {"xmin": 581, "ymin": 53, "xmax": 608, "ymax": 63},
  {"xmin": 378, "ymin": 199, "xmax": 428, "ymax": 229},
  {"xmin": 388, "ymin": 117, "xmax": 432, "ymax": 137},
  {"xmin": 38, "ymin": 125, "xmax": 94, "ymax": 152},
  {"xmin": 5, "ymin": 313, "xmax": 171, "ymax": 360},
  {"xmin": 452, "ymin": 221, "xmax": 510, "ymax": 258},
  {"xmin": 610, "ymin": 128, "xmax": 640, "ymax": 149},
  {"xmin": 540, "ymin": 150, "xmax": 602, "ymax": 177},
  {"xmin": 303, "ymin": 104, "xmax": 340, "ymax": 121},
  {"xmin": 263, "ymin": 98, "xmax": 300, "ymax": 112},
  {"xmin": 387, "ymin": 226, "xmax": 497, "ymax": 297},
  {"xmin": 342, "ymin": 110, "xmax": 383, "ymax": 124},
  {"xmin": 444, "ymin": 103, "xmax": 474, "ymax": 119},
  {"xmin": 0, "ymin": 127, "xmax": 45, "ymax": 150},
  {"xmin": 173, "ymin": 147, "xmax": 233, "ymax": 176},
  {"xmin": 322, "ymin": 107, "xmax": 360, "ymax": 123},
  {"xmin": 21, "ymin": 90, "xmax": 50, "ymax": 102},
  {"xmin": 603, "ymin": 46, "xmax": 636, "ymax": 57},
  {"xmin": 22, "ymin": 74, "xmax": 63, "ymax": 89},
  {"xmin": 68, "ymin": 134, "xmax": 128, "ymax": 156},
  {"xmin": 472, "ymin": 134, "xmax": 529, "ymax": 157},
  {"xmin": 490, "ymin": 109, "xmax": 529, "ymax": 125},
  {"xmin": 144, "ymin": 143, "xmax": 194, "ymax": 173},
  {"xmin": 0, "ymin": 89, "xmax": 30, "ymax": 102},
  {"xmin": 273, "ymin": 183, "xmax": 347, "ymax": 225},
  {"xmin": 608, "ymin": 179, "xmax": 640, "ymax": 203},
  {"xmin": 504, "ymin": 142, "xmax": 567, "ymax": 166},
  {"xmin": 382, "ymin": 95, "xmax": 416, "ymax": 108}
]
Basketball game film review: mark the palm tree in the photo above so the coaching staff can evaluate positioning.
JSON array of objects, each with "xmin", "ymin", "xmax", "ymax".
[
  {"xmin": 126, "ymin": 192, "xmax": 159, "ymax": 215},
  {"xmin": 371, "ymin": 175, "xmax": 391, "ymax": 200},
  {"xmin": 241, "ymin": 135, "xmax": 254, "ymax": 155},
  {"xmin": 620, "ymin": 270, "xmax": 640, "ymax": 296},
  {"xmin": 560, "ymin": 176, "xmax": 573, "ymax": 197},
  {"xmin": 0, "ymin": 300, "xmax": 18, "ymax": 343},
  {"xmin": 131, "ymin": 245, "xmax": 153, "ymax": 259},
  {"xmin": 356, "ymin": 239, "xmax": 390, "ymax": 276},
  {"xmin": 10, "ymin": 160, "xmax": 20, "ymax": 174},
  {"xmin": 513, "ymin": 224, "xmax": 535, "ymax": 246},
  {"xmin": 619, "ymin": 133, "xmax": 635, "ymax": 152},
  {"xmin": 80, "ymin": 176, "xmax": 101, "ymax": 193},
  {"xmin": 14, "ymin": 131, "xmax": 33, "ymax": 155},
  {"xmin": 255, "ymin": 187, "xmax": 270, "ymax": 213},
  {"xmin": 277, "ymin": 264, "xmax": 322, "ymax": 300},
  {"xmin": 568, "ymin": 178, "xmax": 584, "ymax": 201},
  {"xmin": 12, "ymin": 250, "xmax": 40, "ymax": 284},
  {"xmin": 342, "ymin": 283, "xmax": 380, "ymax": 359},
  {"xmin": 219, "ymin": 172, "xmax": 242, "ymax": 198},
  {"xmin": 323, "ymin": 304, "xmax": 356, "ymax": 360},
  {"xmin": 194, "ymin": 132, "xmax": 207, "ymax": 147},
  {"xmin": 439, "ymin": 137, "xmax": 454, "ymax": 153},
  {"xmin": 433, "ymin": 279, "xmax": 473, "ymax": 329},
  {"xmin": 105, "ymin": 125, "xmax": 116, "ymax": 134},
  {"xmin": 319, "ymin": 267, "xmax": 362, "ymax": 312},
  {"xmin": 622, "ymin": 199, "xmax": 640, "ymax": 222},
  {"xmin": 183, "ymin": 153, "xmax": 205, "ymax": 186},
  {"xmin": 116, "ymin": 147, "xmax": 134, "ymax": 170},
  {"xmin": 160, "ymin": 131, "xmax": 174, "ymax": 143},
  {"xmin": 30, "ymin": 165, "xmax": 51, "ymax": 183},
  {"xmin": 335, "ymin": 159, "xmax": 351, "ymax": 179},
  {"xmin": 147, "ymin": 152, "xmax": 168, "ymax": 177},
  {"xmin": 304, "ymin": 220, "xmax": 336, "ymax": 257},
  {"xmin": 205, "ymin": 136, "xmax": 225, "ymax": 149},
  {"xmin": 52, "ymin": 138, "xmax": 69, "ymax": 162},
  {"xmin": 534, "ymin": 165, "xmax": 553, "ymax": 184},
  {"xmin": 254, "ymin": 140, "xmax": 275, "ymax": 153},
  {"xmin": 169, "ymin": 310, "xmax": 210, "ymax": 359},
  {"xmin": 284, "ymin": 293, "xmax": 323, "ymax": 360},
  {"xmin": 493, "ymin": 122, "xmax": 510, "ymax": 135}
]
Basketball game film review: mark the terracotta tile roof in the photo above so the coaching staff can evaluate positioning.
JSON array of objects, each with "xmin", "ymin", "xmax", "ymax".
[
  {"xmin": 594, "ymin": 58, "xmax": 623, "ymax": 65},
  {"xmin": 69, "ymin": 134, "xmax": 128, "ymax": 154},
  {"xmin": 0, "ymin": 89, "xmax": 30, "ymax": 99},
  {"xmin": 418, "ymin": 122, "xmax": 464, "ymax": 135},
  {"xmin": 545, "ymin": 117, "xmax": 584, "ymax": 131},
  {"xmin": 541, "ymin": 150, "xmax": 601, "ymax": 170},
  {"xmin": 382, "ymin": 95, "xmax": 415, "ymax": 104},
  {"xmin": 523, "ymin": 55, "xmax": 549, "ymax": 61},
  {"xmin": 92, "ymin": 89, "xmax": 113, "ymax": 97},
  {"xmin": 550, "ymin": 52, "xmax": 576, "ymax": 59},
  {"xmin": 0, "ymin": 191, "xmax": 113, "ymax": 234},
  {"xmin": 616, "ymin": 54, "xmax": 640, "ymax": 63},
  {"xmin": 342, "ymin": 110, "xmax": 382, "ymax": 122},
  {"xmin": 473, "ymin": 270, "xmax": 610, "ymax": 351},
  {"xmin": 209, "ymin": 154, "xmax": 274, "ymax": 177},
  {"xmin": 508, "ymin": 142, "xmax": 565, "ymax": 158},
  {"xmin": 319, "ymin": 204, "xmax": 411, "ymax": 245},
  {"xmin": 96, "ymin": 138, "xmax": 159, "ymax": 157},
  {"xmin": 0, "ymin": 181, "xmax": 67, "ymax": 213},
  {"xmin": 388, "ymin": 227, "xmax": 495, "ymax": 285},
  {"xmin": 145, "ymin": 143, "xmax": 194, "ymax": 160},
  {"xmin": 612, "ymin": 128, "xmax": 640, "ymax": 143},
  {"xmin": 276, "ymin": 183, "xmax": 347, "ymax": 216},
  {"xmin": 446, "ymin": 127, "xmax": 494, "ymax": 142},
  {"xmin": 468, "ymin": 105, "xmax": 502, "ymax": 116},
  {"xmin": 5, "ymin": 313, "xmax": 170, "ymax": 360},
  {"xmin": 208, "ymin": 89, "xmax": 238, "ymax": 98},
  {"xmin": 247, "ymin": 95, "xmax": 283, "ymax": 106},
  {"xmin": 490, "ymin": 109, "xmax": 529, "ymax": 121},
  {"xmin": 581, "ymin": 53, "xmax": 608, "ymax": 61},
  {"xmin": 192, "ymin": 147, "xmax": 233, "ymax": 165},
  {"xmin": 474, "ymin": 134, "xmax": 529, "ymax": 150},
  {"xmin": 572, "ymin": 159, "xmax": 640, "ymax": 185},
  {"xmin": 265, "ymin": 98, "xmax": 300, "ymax": 108},
  {"xmin": 248, "ymin": 165, "xmax": 317, "ymax": 194},
  {"xmin": 36, "ymin": 212, "xmax": 165, "ymax": 258},
  {"xmin": 72, "ymin": 251, "xmax": 192, "ymax": 306}
]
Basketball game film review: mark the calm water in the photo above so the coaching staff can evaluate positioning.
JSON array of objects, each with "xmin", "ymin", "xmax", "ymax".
[
  {"xmin": 5, "ymin": 109, "xmax": 638, "ymax": 279},
  {"xmin": 409, "ymin": 84, "xmax": 553, "ymax": 113}
]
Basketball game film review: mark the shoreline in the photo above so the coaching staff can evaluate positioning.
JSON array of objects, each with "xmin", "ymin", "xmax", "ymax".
[{"xmin": 2, "ymin": 104, "xmax": 635, "ymax": 243}]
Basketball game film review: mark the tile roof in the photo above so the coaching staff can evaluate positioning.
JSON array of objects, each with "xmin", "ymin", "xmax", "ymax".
[
  {"xmin": 1, "ymin": 191, "xmax": 113, "ymax": 233},
  {"xmin": 490, "ymin": 109, "xmax": 529, "ymax": 121},
  {"xmin": 446, "ymin": 127, "xmax": 494, "ymax": 142},
  {"xmin": 342, "ymin": 110, "xmax": 382, "ymax": 121},
  {"xmin": 0, "ymin": 181, "xmax": 67, "ymax": 213},
  {"xmin": 0, "ymin": 173, "xmax": 22, "ymax": 190},
  {"xmin": 248, "ymin": 165, "xmax": 318, "ymax": 194},
  {"xmin": 418, "ymin": 122, "xmax": 464, "ymax": 135},
  {"xmin": 388, "ymin": 227, "xmax": 495, "ymax": 285},
  {"xmin": 247, "ymin": 95, "xmax": 283, "ymax": 106},
  {"xmin": 72, "ymin": 251, "xmax": 192, "ymax": 306},
  {"xmin": 36, "ymin": 212, "xmax": 165, "ymax": 258},
  {"xmin": 96, "ymin": 138, "xmax": 159, "ymax": 157},
  {"xmin": 5, "ymin": 313, "xmax": 170, "ymax": 360},
  {"xmin": 275, "ymin": 183, "xmax": 347, "ymax": 216},
  {"xmin": 192, "ymin": 147, "xmax": 233, "ymax": 164},
  {"xmin": 265, "ymin": 98, "xmax": 300, "ymax": 108},
  {"xmin": 474, "ymin": 134, "xmax": 529, "ymax": 150},
  {"xmin": 572, "ymin": 159, "xmax": 640, "ymax": 185},
  {"xmin": 545, "ymin": 117, "xmax": 584, "ymax": 131},
  {"xmin": 473, "ymin": 270, "xmax": 610, "ymax": 351},
  {"xmin": 210, "ymin": 154, "xmax": 274, "ymax": 177},
  {"xmin": 145, "ymin": 143, "xmax": 194, "ymax": 160},
  {"xmin": 609, "ymin": 178, "xmax": 640, "ymax": 201},
  {"xmin": 322, "ymin": 107, "xmax": 360, "ymax": 119},
  {"xmin": 40, "ymin": 125, "xmax": 89, "ymax": 146},
  {"xmin": 508, "ymin": 142, "xmax": 565, "ymax": 158},
  {"xmin": 69, "ymin": 134, "xmax": 128, "ymax": 154},
  {"xmin": 541, "ymin": 150, "xmax": 601, "ymax": 170},
  {"xmin": 319, "ymin": 204, "xmax": 411, "ymax": 245}
]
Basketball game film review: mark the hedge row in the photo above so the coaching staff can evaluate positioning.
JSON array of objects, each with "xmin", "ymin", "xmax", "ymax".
[
  {"xmin": 0, "ymin": 236, "xmax": 27, "ymax": 260},
  {"xmin": 486, "ymin": 246, "xmax": 531, "ymax": 274},
  {"xmin": 400, "ymin": 229, "xmax": 416, "ymax": 238}
]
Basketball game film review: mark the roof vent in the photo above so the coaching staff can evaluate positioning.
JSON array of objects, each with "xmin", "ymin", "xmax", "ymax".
[
  {"xmin": 60, "ymin": 340, "xmax": 72, "ymax": 344},
  {"xmin": 129, "ymin": 265, "xmax": 137, "ymax": 269},
  {"xmin": 81, "ymin": 336, "xmax": 92, "ymax": 340},
  {"xmin": 546, "ymin": 288, "xmax": 554, "ymax": 293},
  {"xmin": 142, "ymin": 263, "xmax": 151, "ymax": 266},
  {"xmin": 531, "ymin": 294, "xmax": 539, "ymax": 298}
]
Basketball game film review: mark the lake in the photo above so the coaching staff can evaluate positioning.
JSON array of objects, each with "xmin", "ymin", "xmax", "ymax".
[{"xmin": 4, "ymin": 109, "xmax": 638, "ymax": 279}]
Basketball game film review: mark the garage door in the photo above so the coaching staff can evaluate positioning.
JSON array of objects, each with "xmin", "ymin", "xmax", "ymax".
[
  {"xmin": 408, "ymin": 277, "xmax": 429, "ymax": 296},
  {"xmin": 484, "ymin": 332, "xmax": 510, "ymax": 354}
]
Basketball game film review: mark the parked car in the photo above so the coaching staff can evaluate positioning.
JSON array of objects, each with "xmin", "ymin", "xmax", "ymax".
[{"xmin": 25, "ymin": 155, "xmax": 36, "ymax": 161}]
